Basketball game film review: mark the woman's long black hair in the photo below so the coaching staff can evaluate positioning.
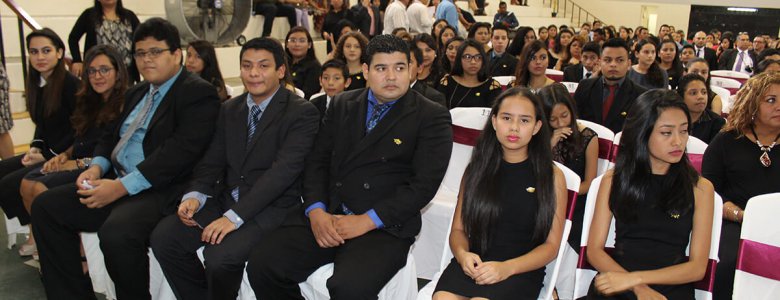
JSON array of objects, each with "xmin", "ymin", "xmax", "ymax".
[
  {"xmin": 25, "ymin": 28, "xmax": 68, "ymax": 121},
  {"xmin": 188, "ymin": 40, "xmax": 227, "ymax": 98},
  {"xmin": 71, "ymin": 45, "xmax": 128, "ymax": 137},
  {"xmin": 507, "ymin": 26, "xmax": 535, "ymax": 57},
  {"xmin": 539, "ymin": 83, "xmax": 583, "ymax": 161},
  {"xmin": 634, "ymin": 39, "xmax": 665, "ymax": 87},
  {"xmin": 91, "ymin": 0, "xmax": 132, "ymax": 25},
  {"xmin": 441, "ymin": 37, "xmax": 464, "ymax": 75},
  {"xmin": 513, "ymin": 40, "xmax": 547, "ymax": 87},
  {"xmin": 609, "ymin": 89, "xmax": 699, "ymax": 222},
  {"xmin": 461, "ymin": 87, "xmax": 556, "ymax": 254}
]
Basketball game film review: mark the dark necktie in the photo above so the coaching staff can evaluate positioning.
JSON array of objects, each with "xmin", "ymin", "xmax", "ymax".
[
  {"xmin": 586, "ymin": 72, "xmax": 592, "ymax": 79},
  {"xmin": 366, "ymin": 103, "xmax": 391, "ymax": 133},
  {"xmin": 602, "ymin": 85, "xmax": 618, "ymax": 123},
  {"xmin": 247, "ymin": 105, "xmax": 262, "ymax": 143},
  {"xmin": 696, "ymin": 48, "xmax": 700, "ymax": 57}
]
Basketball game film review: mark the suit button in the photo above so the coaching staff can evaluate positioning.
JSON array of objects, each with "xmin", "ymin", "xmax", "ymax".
[
  {"xmin": 363, "ymin": 183, "xmax": 370, "ymax": 189},
  {"xmin": 381, "ymin": 157, "xmax": 387, "ymax": 162},
  {"xmin": 335, "ymin": 182, "xmax": 342, "ymax": 188}
]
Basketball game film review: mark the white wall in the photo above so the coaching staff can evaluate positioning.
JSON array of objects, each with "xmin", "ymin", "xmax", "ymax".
[{"xmin": 567, "ymin": 0, "xmax": 691, "ymax": 34}]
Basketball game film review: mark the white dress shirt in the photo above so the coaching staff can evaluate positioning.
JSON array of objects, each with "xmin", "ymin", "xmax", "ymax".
[
  {"xmin": 407, "ymin": 0, "xmax": 433, "ymax": 34},
  {"xmin": 383, "ymin": 0, "xmax": 409, "ymax": 35}
]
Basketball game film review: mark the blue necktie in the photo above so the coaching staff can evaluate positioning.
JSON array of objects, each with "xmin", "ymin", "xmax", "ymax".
[{"xmin": 366, "ymin": 103, "xmax": 391, "ymax": 133}]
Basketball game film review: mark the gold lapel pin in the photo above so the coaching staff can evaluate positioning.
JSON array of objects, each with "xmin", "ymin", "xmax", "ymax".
[
  {"xmin": 621, "ymin": 112, "xmax": 627, "ymax": 116},
  {"xmin": 357, "ymin": 76, "xmax": 362, "ymax": 80},
  {"xmin": 526, "ymin": 187, "xmax": 536, "ymax": 193},
  {"xmin": 394, "ymin": 138, "xmax": 402, "ymax": 145},
  {"xmin": 475, "ymin": 92, "xmax": 481, "ymax": 96},
  {"xmin": 502, "ymin": 64, "xmax": 507, "ymax": 67},
  {"xmin": 292, "ymin": 72, "xmax": 297, "ymax": 77}
]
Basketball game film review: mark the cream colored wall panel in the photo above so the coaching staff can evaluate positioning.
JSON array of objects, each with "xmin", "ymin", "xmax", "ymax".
[{"xmin": 9, "ymin": 116, "xmax": 34, "ymax": 147}]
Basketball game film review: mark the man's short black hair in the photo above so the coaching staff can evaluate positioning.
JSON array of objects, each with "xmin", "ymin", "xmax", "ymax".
[
  {"xmin": 682, "ymin": 44, "xmax": 695, "ymax": 52},
  {"xmin": 758, "ymin": 48, "xmax": 780, "ymax": 63},
  {"xmin": 593, "ymin": 28, "xmax": 605, "ymax": 36},
  {"xmin": 407, "ymin": 41, "xmax": 423, "ymax": 67},
  {"xmin": 240, "ymin": 37, "xmax": 287, "ymax": 70},
  {"xmin": 133, "ymin": 17, "xmax": 181, "ymax": 53},
  {"xmin": 468, "ymin": 22, "xmax": 492, "ymax": 39},
  {"xmin": 365, "ymin": 34, "xmax": 410, "ymax": 65},
  {"xmin": 601, "ymin": 38, "xmax": 630, "ymax": 55},
  {"xmin": 499, "ymin": 1, "xmax": 506, "ymax": 6},
  {"xmin": 321, "ymin": 59, "xmax": 349, "ymax": 78},
  {"xmin": 492, "ymin": 23, "xmax": 509, "ymax": 36},
  {"xmin": 582, "ymin": 41, "xmax": 601, "ymax": 56}
]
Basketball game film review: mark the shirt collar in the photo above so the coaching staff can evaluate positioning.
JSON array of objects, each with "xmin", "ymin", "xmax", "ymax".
[
  {"xmin": 39, "ymin": 75, "xmax": 47, "ymax": 88},
  {"xmin": 368, "ymin": 89, "xmax": 400, "ymax": 106},
  {"xmin": 246, "ymin": 86, "xmax": 280, "ymax": 111},
  {"xmin": 410, "ymin": 80, "xmax": 417, "ymax": 88}
]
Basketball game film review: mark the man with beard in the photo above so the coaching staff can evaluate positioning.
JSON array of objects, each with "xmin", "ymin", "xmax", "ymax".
[{"xmin": 574, "ymin": 38, "xmax": 647, "ymax": 133}]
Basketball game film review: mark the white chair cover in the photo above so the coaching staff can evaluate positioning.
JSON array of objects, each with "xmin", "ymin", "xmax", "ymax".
[
  {"xmin": 686, "ymin": 136, "xmax": 708, "ymax": 174},
  {"xmin": 561, "ymin": 81, "xmax": 579, "ymax": 94},
  {"xmin": 418, "ymin": 163, "xmax": 581, "ymax": 300},
  {"xmin": 493, "ymin": 76, "xmax": 515, "ymax": 87},
  {"xmin": 710, "ymin": 77, "xmax": 742, "ymax": 97},
  {"xmin": 709, "ymin": 85, "xmax": 732, "ymax": 115},
  {"xmin": 299, "ymin": 252, "xmax": 418, "ymax": 300},
  {"xmin": 548, "ymin": 162, "xmax": 582, "ymax": 300},
  {"xmin": 546, "ymin": 69, "xmax": 564, "ymax": 82},
  {"xmin": 414, "ymin": 107, "xmax": 491, "ymax": 279},
  {"xmin": 710, "ymin": 70, "xmax": 749, "ymax": 85},
  {"xmin": 573, "ymin": 176, "xmax": 723, "ymax": 300},
  {"xmin": 607, "ymin": 132, "xmax": 622, "ymax": 169},
  {"xmin": 577, "ymin": 120, "xmax": 615, "ymax": 176},
  {"xmin": 5, "ymin": 217, "xmax": 28, "ymax": 249},
  {"xmin": 734, "ymin": 193, "xmax": 780, "ymax": 300}
]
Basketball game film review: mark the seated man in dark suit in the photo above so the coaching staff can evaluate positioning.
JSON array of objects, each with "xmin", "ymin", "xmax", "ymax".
[
  {"xmin": 149, "ymin": 37, "xmax": 320, "ymax": 300},
  {"xmin": 718, "ymin": 32, "xmax": 757, "ymax": 75},
  {"xmin": 247, "ymin": 35, "xmax": 453, "ymax": 299},
  {"xmin": 408, "ymin": 41, "xmax": 446, "ymax": 107},
  {"xmin": 564, "ymin": 41, "xmax": 601, "ymax": 82},
  {"xmin": 311, "ymin": 59, "xmax": 352, "ymax": 118},
  {"xmin": 574, "ymin": 38, "xmax": 647, "ymax": 133},
  {"xmin": 692, "ymin": 31, "xmax": 718, "ymax": 71},
  {"xmin": 31, "ymin": 18, "xmax": 220, "ymax": 299},
  {"xmin": 487, "ymin": 24, "xmax": 517, "ymax": 77}
]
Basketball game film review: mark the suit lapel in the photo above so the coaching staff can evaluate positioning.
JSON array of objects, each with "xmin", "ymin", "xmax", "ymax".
[
  {"xmin": 226, "ymin": 94, "xmax": 248, "ymax": 167},
  {"xmin": 114, "ymin": 82, "xmax": 150, "ymax": 136},
  {"xmin": 148, "ymin": 70, "xmax": 191, "ymax": 130},
  {"xmin": 245, "ymin": 88, "xmax": 289, "ymax": 155},
  {"xmin": 344, "ymin": 91, "xmax": 415, "ymax": 164},
  {"xmin": 588, "ymin": 79, "xmax": 604, "ymax": 121}
]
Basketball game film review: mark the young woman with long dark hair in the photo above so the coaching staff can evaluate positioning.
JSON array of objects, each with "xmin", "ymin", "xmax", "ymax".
[
  {"xmin": 548, "ymin": 28, "xmax": 573, "ymax": 69},
  {"xmin": 676, "ymin": 73, "xmax": 725, "ymax": 143},
  {"xmin": 511, "ymin": 40, "xmax": 555, "ymax": 92},
  {"xmin": 554, "ymin": 35, "xmax": 586, "ymax": 71},
  {"xmin": 539, "ymin": 83, "xmax": 598, "ymax": 251},
  {"xmin": 628, "ymin": 39, "xmax": 668, "ymax": 89},
  {"xmin": 285, "ymin": 27, "xmax": 322, "ymax": 99},
  {"xmin": 18, "ymin": 45, "xmax": 129, "ymax": 260},
  {"xmin": 441, "ymin": 37, "xmax": 464, "ymax": 76},
  {"xmin": 69, "ymin": 0, "xmax": 139, "ymax": 81},
  {"xmin": 439, "ymin": 39, "xmax": 501, "ymax": 108},
  {"xmin": 587, "ymin": 90, "xmax": 714, "ymax": 299},
  {"xmin": 332, "ymin": 32, "xmax": 369, "ymax": 91},
  {"xmin": 506, "ymin": 26, "xmax": 536, "ymax": 57},
  {"xmin": 186, "ymin": 40, "xmax": 229, "ymax": 101},
  {"xmin": 436, "ymin": 25, "xmax": 458, "ymax": 59},
  {"xmin": 657, "ymin": 39, "xmax": 684, "ymax": 90},
  {"xmin": 685, "ymin": 58, "xmax": 723, "ymax": 115},
  {"xmin": 433, "ymin": 87, "xmax": 567, "ymax": 300},
  {"xmin": 0, "ymin": 28, "xmax": 80, "ymax": 256},
  {"xmin": 414, "ymin": 33, "xmax": 443, "ymax": 88}
]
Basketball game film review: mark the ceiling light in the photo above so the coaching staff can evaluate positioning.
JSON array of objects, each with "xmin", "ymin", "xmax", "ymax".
[{"xmin": 727, "ymin": 7, "xmax": 758, "ymax": 13}]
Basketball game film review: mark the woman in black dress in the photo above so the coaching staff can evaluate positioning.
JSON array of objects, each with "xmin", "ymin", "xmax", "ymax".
[
  {"xmin": 414, "ymin": 33, "xmax": 443, "ymax": 88},
  {"xmin": 587, "ymin": 90, "xmax": 714, "ymax": 300},
  {"xmin": 677, "ymin": 73, "xmax": 725, "ymax": 144},
  {"xmin": 0, "ymin": 29, "xmax": 80, "ymax": 256},
  {"xmin": 441, "ymin": 37, "xmax": 464, "ymax": 76},
  {"xmin": 658, "ymin": 40, "xmax": 684, "ymax": 90},
  {"xmin": 332, "ymin": 32, "xmax": 369, "ymax": 91},
  {"xmin": 285, "ymin": 27, "xmax": 322, "ymax": 99},
  {"xmin": 433, "ymin": 87, "xmax": 567, "ymax": 300},
  {"xmin": 539, "ymin": 83, "xmax": 598, "ymax": 252},
  {"xmin": 18, "ymin": 45, "xmax": 128, "ymax": 259},
  {"xmin": 704, "ymin": 72, "xmax": 780, "ymax": 300},
  {"xmin": 322, "ymin": 0, "xmax": 353, "ymax": 53},
  {"xmin": 439, "ymin": 39, "xmax": 501, "ymax": 108},
  {"xmin": 186, "ymin": 40, "xmax": 229, "ymax": 102},
  {"xmin": 685, "ymin": 58, "xmax": 723, "ymax": 116},
  {"xmin": 511, "ymin": 40, "xmax": 555, "ymax": 92},
  {"xmin": 69, "ymin": 0, "xmax": 140, "ymax": 81}
]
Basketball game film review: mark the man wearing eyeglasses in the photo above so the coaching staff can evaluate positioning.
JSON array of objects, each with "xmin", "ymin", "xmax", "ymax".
[
  {"xmin": 719, "ymin": 32, "xmax": 757, "ymax": 75},
  {"xmin": 32, "ymin": 18, "xmax": 220, "ymax": 300}
]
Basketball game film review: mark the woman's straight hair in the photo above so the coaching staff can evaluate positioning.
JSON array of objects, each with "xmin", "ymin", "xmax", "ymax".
[{"xmin": 25, "ymin": 28, "xmax": 68, "ymax": 121}]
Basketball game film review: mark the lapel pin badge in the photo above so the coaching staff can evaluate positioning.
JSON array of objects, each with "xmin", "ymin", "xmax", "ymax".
[
  {"xmin": 621, "ymin": 112, "xmax": 627, "ymax": 116},
  {"xmin": 394, "ymin": 138, "xmax": 402, "ymax": 145},
  {"xmin": 475, "ymin": 92, "xmax": 481, "ymax": 96},
  {"xmin": 526, "ymin": 187, "xmax": 536, "ymax": 193},
  {"xmin": 502, "ymin": 64, "xmax": 507, "ymax": 67}
]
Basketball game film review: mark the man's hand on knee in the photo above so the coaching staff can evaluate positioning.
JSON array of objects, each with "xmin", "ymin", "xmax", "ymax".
[
  {"xmin": 309, "ymin": 209, "xmax": 344, "ymax": 248},
  {"xmin": 77, "ymin": 179, "xmax": 128, "ymax": 208},
  {"xmin": 333, "ymin": 214, "xmax": 375, "ymax": 240},
  {"xmin": 201, "ymin": 216, "xmax": 237, "ymax": 245}
]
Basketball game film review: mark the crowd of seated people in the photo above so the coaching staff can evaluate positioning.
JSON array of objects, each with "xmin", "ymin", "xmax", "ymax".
[{"xmin": 1, "ymin": 1, "xmax": 780, "ymax": 300}]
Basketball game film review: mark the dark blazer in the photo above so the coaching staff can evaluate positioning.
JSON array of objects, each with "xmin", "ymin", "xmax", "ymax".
[
  {"xmin": 563, "ymin": 63, "xmax": 587, "ymax": 82},
  {"xmin": 301, "ymin": 88, "xmax": 453, "ymax": 239},
  {"xmin": 351, "ymin": 4, "xmax": 382, "ymax": 39},
  {"xmin": 291, "ymin": 57, "xmax": 322, "ymax": 100},
  {"xmin": 310, "ymin": 94, "xmax": 329, "ymax": 119},
  {"xmin": 701, "ymin": 47, "xmax": 718, "ymax": 71},
  {"xmin": 188, "ymin": 88, "xmax": 320, "ymax": 228},
  {"xmin": 487, "ymin": 50, "xmax": 518, "ymax": 77},
  {"xmin": 718, "ymin": 48, "xmax": 757, "ymax": 71},
  {"xmin": 93, "ymin": 70, "xmax": 220, "ymax": 193},
  {"xmin": 411, "ymin": 81, "xmax": 446, "ymax": 107},
  {"xmin": 573, "ymin": 77, "xmax": 647, "ymax": 134},
  {"xmin": 30, "ymin": 73, "xmax": 80, "ymax": 159}
]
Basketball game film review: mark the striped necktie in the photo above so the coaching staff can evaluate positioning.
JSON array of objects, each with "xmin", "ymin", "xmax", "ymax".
[{"xmin": 247, "ymin": 105, "xmax": 262, "ymax": 143}]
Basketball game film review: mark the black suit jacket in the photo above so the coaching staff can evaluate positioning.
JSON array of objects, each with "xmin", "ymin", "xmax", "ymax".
[
  {"xmin": 563, "ymin": 63, "xmax": 586, "ymax": 82},
  {"xmin": 701, "ymin": 47, "xmax": 718, "ymax": 71},
  {"xmin": 302, "ymin": 88, "xmax": 452, "ymax": 238},
  {"xmin": 573, "ymin": 77, "xmax": 647, "ymax": 133},
  {"xmin": 487, "ymin": 51, "xmax": 518, "ymax": 77},
  {"xmin": 718, "ymin": 48, "xmax": 757, "ymax": 71},
  {"xmin": 188, "ymin": 88, "xmax": 320, "ymax": 228},
  {"xmin": 93, "ymin": 70, "xmax": 220, "ymax": 210},
  {"xmin": 310, "ymin": 94, "xmax": 328, "ymax": 119},
  {"xmin": 411, "ymin": 82, "xmax": 446, "ymax": 107}
]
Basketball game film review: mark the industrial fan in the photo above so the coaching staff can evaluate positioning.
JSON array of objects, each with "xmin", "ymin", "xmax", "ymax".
[{"xmin": 165, "ymin": 0, "xmax": 252, "ymax": 45}]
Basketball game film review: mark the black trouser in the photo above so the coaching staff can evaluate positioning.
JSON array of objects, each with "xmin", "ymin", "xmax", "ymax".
[
  {"xmin": 713, "ymin": 220, "xmax": 740, "ymax": 300},
  {"xmin": 254, "ymin": 3, "xmax": 297, "ymax": 37},
  {"xmin": 0, "ymin": 155, "xmax": 42, "ymax": 225},
  {"xmin": 247, "ymin": 224, "xmax": 414, "ymax": 300},
  {"xmin": 150, "ymin": 203, "xmax": 271, "ymax": 300},
  {"xmin": 32, "ymin": 182, "xmax": 179, "ymax": 300}
]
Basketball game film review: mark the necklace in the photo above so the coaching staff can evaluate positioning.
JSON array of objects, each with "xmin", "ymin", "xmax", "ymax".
[
  {"xmin": 448, "ymin": 81, "xmax": 474, "ymax": 109},
  {"xmin": 750, "ymin": 126, "xmax": 780, "ymax": 167}
]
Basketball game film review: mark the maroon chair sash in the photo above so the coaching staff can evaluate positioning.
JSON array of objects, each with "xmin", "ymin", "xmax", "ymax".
[
  {"xmin": 567, "ymin": 190, "xmax": 578, "ymax": 221},
  {"xmin": 597, "ymin": 138, "xmax": 612, "ymax": 160},
  {"xmin": 452, "ymin": 124, "xmax": 481, "ymax": 146},
  {"xmin": 548, "ymin": 74, "xmax": 564, "ymax": 82},
  {"xmin": 610, "ymin": 144, "xmax": 620, "ymax": 162},
  {"xmin": 737, "ymin": 239, "xmax": 780, "ymax": 281},
  {"xmin": 688, "ymin": 153, "xmax": 703, "ymax": 174}
]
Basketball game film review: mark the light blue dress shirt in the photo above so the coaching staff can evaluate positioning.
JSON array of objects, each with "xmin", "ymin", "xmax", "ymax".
[{"xmin": 435, "ymin": 0, "xmax": 459, "ymax": 35}]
